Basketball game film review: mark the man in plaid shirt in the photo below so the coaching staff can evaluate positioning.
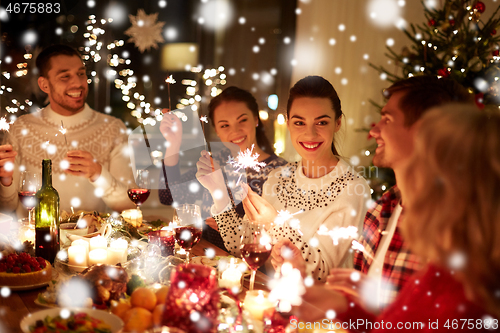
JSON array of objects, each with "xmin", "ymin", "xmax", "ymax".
[{"xmin": 326, "ymin": 76, "xmax": 474, "ymax": 310}]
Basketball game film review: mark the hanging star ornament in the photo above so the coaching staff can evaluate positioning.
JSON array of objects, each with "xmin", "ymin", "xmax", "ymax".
[{"xmin": 125, "ymin": 9, "xmax": 165, "ymax": 53}]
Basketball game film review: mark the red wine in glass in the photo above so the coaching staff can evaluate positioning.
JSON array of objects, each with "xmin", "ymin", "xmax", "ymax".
[
  {"xmin": 18, "ymin": 191, "xmax": 37, "ymax": 210},
  {"xmin": 240, "ymin": 243, "xmax": 272, "ymax": 270},
  {"xmin": 127, "ymin": 188, "xmax": 150, "ymax": 206},
  {"xmin": 175, "ymin": 226, "xmax": 202, "ymax": 250}
]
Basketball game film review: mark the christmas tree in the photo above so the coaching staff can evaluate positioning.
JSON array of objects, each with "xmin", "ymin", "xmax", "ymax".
[
  {"xmin": 363, "ymin": 0, "xmax": 500, "ymax": 199},
  {"xmin": 371, "ymin": 0, "xmax": 500, "ymax": 109}
]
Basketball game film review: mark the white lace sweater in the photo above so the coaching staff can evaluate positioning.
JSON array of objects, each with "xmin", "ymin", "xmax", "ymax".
[
  {"xmin": 214, "ymin": 158, "xmax": 370, "ymax": 281},
  {"xmin": 0, "ymin": 104, "xmax": 136, "ymax": 216}
]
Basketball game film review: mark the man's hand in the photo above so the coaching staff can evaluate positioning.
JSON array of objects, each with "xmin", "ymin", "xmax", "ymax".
[
  {"xmin": 292, "ymin": 285, "xmax": 348, "ymax": 322},
  {"xmin": 0, "ymin": 144, "xmax": 17, "ymax": 186},
  {"xmin": 64, "ymin": 150, "xmax": 102, "ymax": 182},
  {"xmin": 271, "ymin": 239, "xmax": 306, "ymax": 275},
  {"xmin": 326, "ymin": 268, "xmax": 368, "ymax": 299},
  {"xmin": 159, "ymin": 110, "xmax": 183, "ymax": 166},
  {"xmin": 242, "ymin": 183, "xmax": 277, "ymax": 228}
]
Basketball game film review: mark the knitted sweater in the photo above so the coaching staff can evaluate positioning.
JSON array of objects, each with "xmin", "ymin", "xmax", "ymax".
[
  {"xmin": 0, "ymin": 104, "xmax": 136, "ymax": 216},
  {"xmin": 215, "ymin": 158, "xmax": 370, "ymax": 281}
]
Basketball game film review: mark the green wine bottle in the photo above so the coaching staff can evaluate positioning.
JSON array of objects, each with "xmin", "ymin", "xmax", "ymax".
[{"xmin": 35, "ymin": 159, "xmax": 60, "ymax": 264}]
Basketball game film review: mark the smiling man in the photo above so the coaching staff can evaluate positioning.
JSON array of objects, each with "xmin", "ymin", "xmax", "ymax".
[
  {"xmin": 0, "ymin": 44, "xmax": 136, "ymax": 216},
  {"xmin": 326, "ymin": 75, "xmax": 474, "ymax": 310}
]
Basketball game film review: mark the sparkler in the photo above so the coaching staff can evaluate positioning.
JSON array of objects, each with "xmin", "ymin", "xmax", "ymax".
[
  {"xmin": 60, "ymin": 121, "xmax": 69, "ymax": 152},
  {"xmin": 227, "ymin": 144, "xmax": 267, "ymax": 186},
  {"xmin": 200, "ymin": 115, "xmax": 208, "ymax": 123},
  {"xmin": 0, "ymin": 117, "xmax": 11, "ymax": 132},
  {"xmin": 165, "ymin": 75, "xmax": 176, "ymax": 112},
  {"xmin": 317, "ymin": 225, "xmax": 359, "ymax": 246}
]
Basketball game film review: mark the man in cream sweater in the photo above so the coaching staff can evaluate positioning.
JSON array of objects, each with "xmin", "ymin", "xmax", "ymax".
[{"xmin": 0, "ymin": 44, "xmax": 136, "ymax": 216}]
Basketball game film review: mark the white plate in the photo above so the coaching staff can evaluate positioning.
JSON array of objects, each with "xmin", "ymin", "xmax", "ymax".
[
  {"xmin": 20, "ymin": 308, "xmax": 123, "ymax": 333},
  {"xmin": 7, "ymin": 281, "xmax": 50, "ymax": 291}
]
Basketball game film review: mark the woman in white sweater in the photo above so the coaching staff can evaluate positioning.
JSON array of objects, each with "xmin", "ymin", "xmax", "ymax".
[{"xmin": 196, "ymin": 76, "xmax": 370, "ymax": 281}]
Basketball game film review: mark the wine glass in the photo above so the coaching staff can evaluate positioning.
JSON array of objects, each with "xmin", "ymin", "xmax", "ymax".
[
  {"xmin": 18, "ymin": 171, "xmax": 40, "ymax": 225},
  {"xmin": 128, "ymin": 169, "xmax": 150, "ymax": 212},
  {"xmin": 174, "ymin": 204, "xmax": 203, "ymax": 263},
  {"xmin": 240, "ymin": 222, "xmax": 273, "ymax": 290}
]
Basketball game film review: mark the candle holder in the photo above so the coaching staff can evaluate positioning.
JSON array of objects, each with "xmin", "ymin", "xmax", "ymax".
[
  {"xmin": 148, "ymin": 229, "xmax": 175, "ymax": 257},
  {"xmin": 162, "ymin": 264, "xmax": 220, "ymax": 333}
]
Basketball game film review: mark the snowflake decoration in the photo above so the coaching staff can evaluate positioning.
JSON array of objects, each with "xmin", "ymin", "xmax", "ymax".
[
  {"xmin": 200, "ymin": 115, "xmax": 208, "ymax": 123},
  {"xmin": 165, "ymin": 75, "xmax": 176, "ymax": 84},
  {"xmin": 227, "ymin": 144, "xmax": 266, "ymax": 172},
  {"xmin": 124, "ymin": 9, "xmax": 165, "ymax": 53},
  {"xmin": 317, "ymin": 225, "xmax": 358, "ymax": 246},
  {"xmin": 0, "ymin": 117, "xmax": 11, "ymax": 131}
]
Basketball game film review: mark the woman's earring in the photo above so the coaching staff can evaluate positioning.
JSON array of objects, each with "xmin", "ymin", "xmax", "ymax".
[{"xmin": 256, "ymin": 123, "xmax": 259, "ymax": 127}]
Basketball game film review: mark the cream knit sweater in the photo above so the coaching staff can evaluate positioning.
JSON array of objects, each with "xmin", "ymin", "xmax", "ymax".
[{"xmin": 0, "ymin": 104, "xmax": 136, "ymax": 217}]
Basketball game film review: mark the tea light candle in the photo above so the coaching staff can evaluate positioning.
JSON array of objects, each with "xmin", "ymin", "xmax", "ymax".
[
  {"xmin": 107, "ymin": 238, "xmax": 128, "ymax": 265},
  {"xmin": 89, "ymin": 235, "xmax": 107, "ymax": 251},
  {"xmin": 68, "ymin": 245, "xmax": 88, "ymax": 267},
  {"xmin": 71, "ymin": 239, "xmax": 90, "ymax": 253},
  {"xmin": 244, "ymin": 290, "xmax": 275, "ymax": 321},
  {"xmin": 121, "ymin": 209, "xmax": 142, "ymax": 227},
  {"xmin": 88, "ymin": 249, "xmax": 107, "ymax": 266},
  {"xmin": 219, "ymin": 258, "xmax": 242, "ymax": 290},
  {"xmin": 18, "ymin": 224, "xmax": 35, "ymax": 243}
]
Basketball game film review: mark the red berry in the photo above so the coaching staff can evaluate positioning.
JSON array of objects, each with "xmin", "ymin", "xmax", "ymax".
[
  {"xmin": 491, "ymin": 29, "xmax": 497, "ymax": 35},
  {"xmin": 39, "ymin": 260, "xmax": 46, "ymax": 268},
  {"xmin": 449, "ymin": 19, "xmax": 455, "ymax": 26},
  {"xmin": 428, "ymin": 19, "xmax": 436, "ymax": 26},
  {"xmin": 493, "ymin": 50, "xmax": 499, "ymax": 57},
  {"xmin": 0, "ymin": 263, "xmax": 6, "ymax": 272},
  {"xmin": 36, "ymin": 257, "xmax": 45, "ymax": 264},
  {"xmin": 12, "ymin": 267, "xmax": 21, "ymax": 273}
]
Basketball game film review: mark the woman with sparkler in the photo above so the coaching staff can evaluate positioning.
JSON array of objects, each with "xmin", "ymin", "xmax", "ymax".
[
  {"xmin": 159, "ymin": 86, "xmax": 287, "ymax": 251},
  {"xmin": 294, "ymin": 105, "xmax": 500, "ymax": 329},
  {"xmin": 203, "ymin": 76, "xmax": 370, "ymax": 281}
]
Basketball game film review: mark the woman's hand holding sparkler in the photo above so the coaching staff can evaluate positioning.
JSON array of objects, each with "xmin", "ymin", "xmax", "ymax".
[
  {"xmin": 196, "ymin": 150, "xmax": 230, "ymax": 212},
  {"xmin": 0, "ymin": 144, "xmax": 17, "ymax": 186},
  {"xmin": 159, "ymin": 109, "xmax": 183, "ymax": 166},
  {"xmin": 271, "ymin": 239, "xmax": 306, "ymax": 276},
  {"xmin": 241, "ymin": 183, "xmax": 277, "ymax": 228}
]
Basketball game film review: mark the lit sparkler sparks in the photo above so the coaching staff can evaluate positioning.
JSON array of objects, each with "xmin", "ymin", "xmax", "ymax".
[
  {"xmin": 351, "ymin": 239, "xmax": 373, "ymax": 260},
  {"xmin": 317, "ymin": 225, "xmax": 358, "ymax": 246},
  {"xmin": 0, "ymin": 117, "xmax": 11, "ymax": 131},
  {"xmin": 268, "ymin": 263, "xmax": 305, "ymax": 312},
  {"xmin": 274, "ymin": 209, "xmax": 303, "ymax": 227},
  {"xmin": 200, "ymin": 115, "xmax": 208, "ymax": 123},
  {"xmin": 227, "ymin": 144, "xmax": 267, "ymax": 186},
  {"xmin": 165, "ymin": 75, "xmax": 176, "ymax": 84}
]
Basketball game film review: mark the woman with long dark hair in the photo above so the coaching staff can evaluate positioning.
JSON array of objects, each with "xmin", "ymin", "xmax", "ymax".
[{"xmin": 159, "ymin": 86, "xmax": 287, "ymax": 250}]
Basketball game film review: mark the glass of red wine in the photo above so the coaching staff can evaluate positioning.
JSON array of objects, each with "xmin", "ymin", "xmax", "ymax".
[
  {"xmin": 174, "ymin": 204, "xmax": 203, "ymax": 263},
  {"xmin": 240, "ymin": 222, "xmax": 273, "ymax": 290},
  {"xmin": 128, "ymin": 169, "xmax": 150, "ymax": 212},
  {"xmin": 18, "ymin": 170, "xmax": 40, "ymax": 225}
]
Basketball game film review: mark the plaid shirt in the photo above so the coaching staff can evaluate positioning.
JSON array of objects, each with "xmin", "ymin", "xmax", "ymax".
[{"xmin": 353, "ymin": 185, "xmax": 422, "ymax": 307}]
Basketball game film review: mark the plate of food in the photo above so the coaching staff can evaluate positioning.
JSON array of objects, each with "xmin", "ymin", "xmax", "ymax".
[
  {"xmin": 191, "ymin": 255, "xmax": 249, "ymax": 272},
  {"xmin": 20, "ymin": 308, "xmax": 123, "ymax": 333},
  {"xmin": 0, "ymin": 250, "xmax": 54, "ymax": 291}
]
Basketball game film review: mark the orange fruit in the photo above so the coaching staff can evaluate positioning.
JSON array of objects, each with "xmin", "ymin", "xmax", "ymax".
[
  {"xmin": 131, "ymin": 287, "xmax": 157, "ymax": 311},
  {"xmin": 123, "ymin": 307, "xmax": 153, "ymax": 332},
  {"xmin": 152, "ymin": 304, "xmax": 165, "ymax": 328},
  {"xmin": 155, "ymin": 286, "xmax": 169, "ymax": 305},
  {"xmin": 110, "ymin": 301, "xmax": 131, "ymax": 320}
]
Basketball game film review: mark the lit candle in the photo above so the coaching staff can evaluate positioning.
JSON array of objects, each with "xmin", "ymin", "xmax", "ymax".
[
  {"xmin": 219, "ymin": 258, "xmax": 242, "ymax": 290},
  {"xmin": 107, "ymin": 238, "xmax": 128, "ymax": 265},
  {"xmin": 71, "ymin": 239, "xmax": 90, "ymax": 253},
  {"xmin": 89, "ymin": 235, "xmax": 107, "ymax": 251},
  {"xmin": 18, "ymin": 223, "xmax": 35, "ymax": 243},
  {"xmin": 121, "ymin": 209, "xmax": 142, "ymax": 227},
  {"xmin": 88, "ymin": 249, "xmax": 107, "ymax": 266},
  {"xmin": 244, "ymin": 290, "xmax": 276, "ymax": 321},
  {"xmin": 68, "ymin": 245, "xmax": 88, "ymax": 267}
]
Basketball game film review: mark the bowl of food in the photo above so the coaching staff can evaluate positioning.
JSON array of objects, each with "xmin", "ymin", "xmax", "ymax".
[{"xmin": 20, "ymin": 307, "xmax": 123, "ymax": 333}]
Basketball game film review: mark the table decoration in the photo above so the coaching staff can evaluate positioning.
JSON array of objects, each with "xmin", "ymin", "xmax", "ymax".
[
  {"xmin": 17, "ymin": 219, "xmax": 35, "ymax": 244},
  {"xmin": 161, "ymin": 264, "xmax": 221, "ymax": 332},
  {"xmin": 68, "ymin": 244, "xmax": 88, "ymax": 267},
  {"xmin": 122, "ymin": 208, "xmax": 143, "ymax": 227},
  {"xmin": 219, "ymin": 258, "xmax": 243, "ymax": 291},
  {"xmin": 148, "ymin": 227, "xmax": 175, "ymax": 257},
  {"xmin": 107, "ymin": 238, "xmax": 128, "ymax": 265},
  {"xmin": 90, "ymin": 235, "xmax": 107, "ymax": 251},
  {"xmin": 243, "ymin": 290, "xmax": 275, "ymax": 322},
  {"xmin": 89, "ymin": 249, "xmax": 108, "ymax": 265}
]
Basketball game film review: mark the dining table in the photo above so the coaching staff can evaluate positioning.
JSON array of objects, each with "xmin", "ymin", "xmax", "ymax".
[{"xmin": 0, "ymin": 238, "xmax": 270, "ymax": 333}]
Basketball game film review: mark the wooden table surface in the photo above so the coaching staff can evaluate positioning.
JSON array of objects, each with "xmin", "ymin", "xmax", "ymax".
[{"xmin": 0, "ymin": 239, "xmax": 270, "ymax": 333}]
